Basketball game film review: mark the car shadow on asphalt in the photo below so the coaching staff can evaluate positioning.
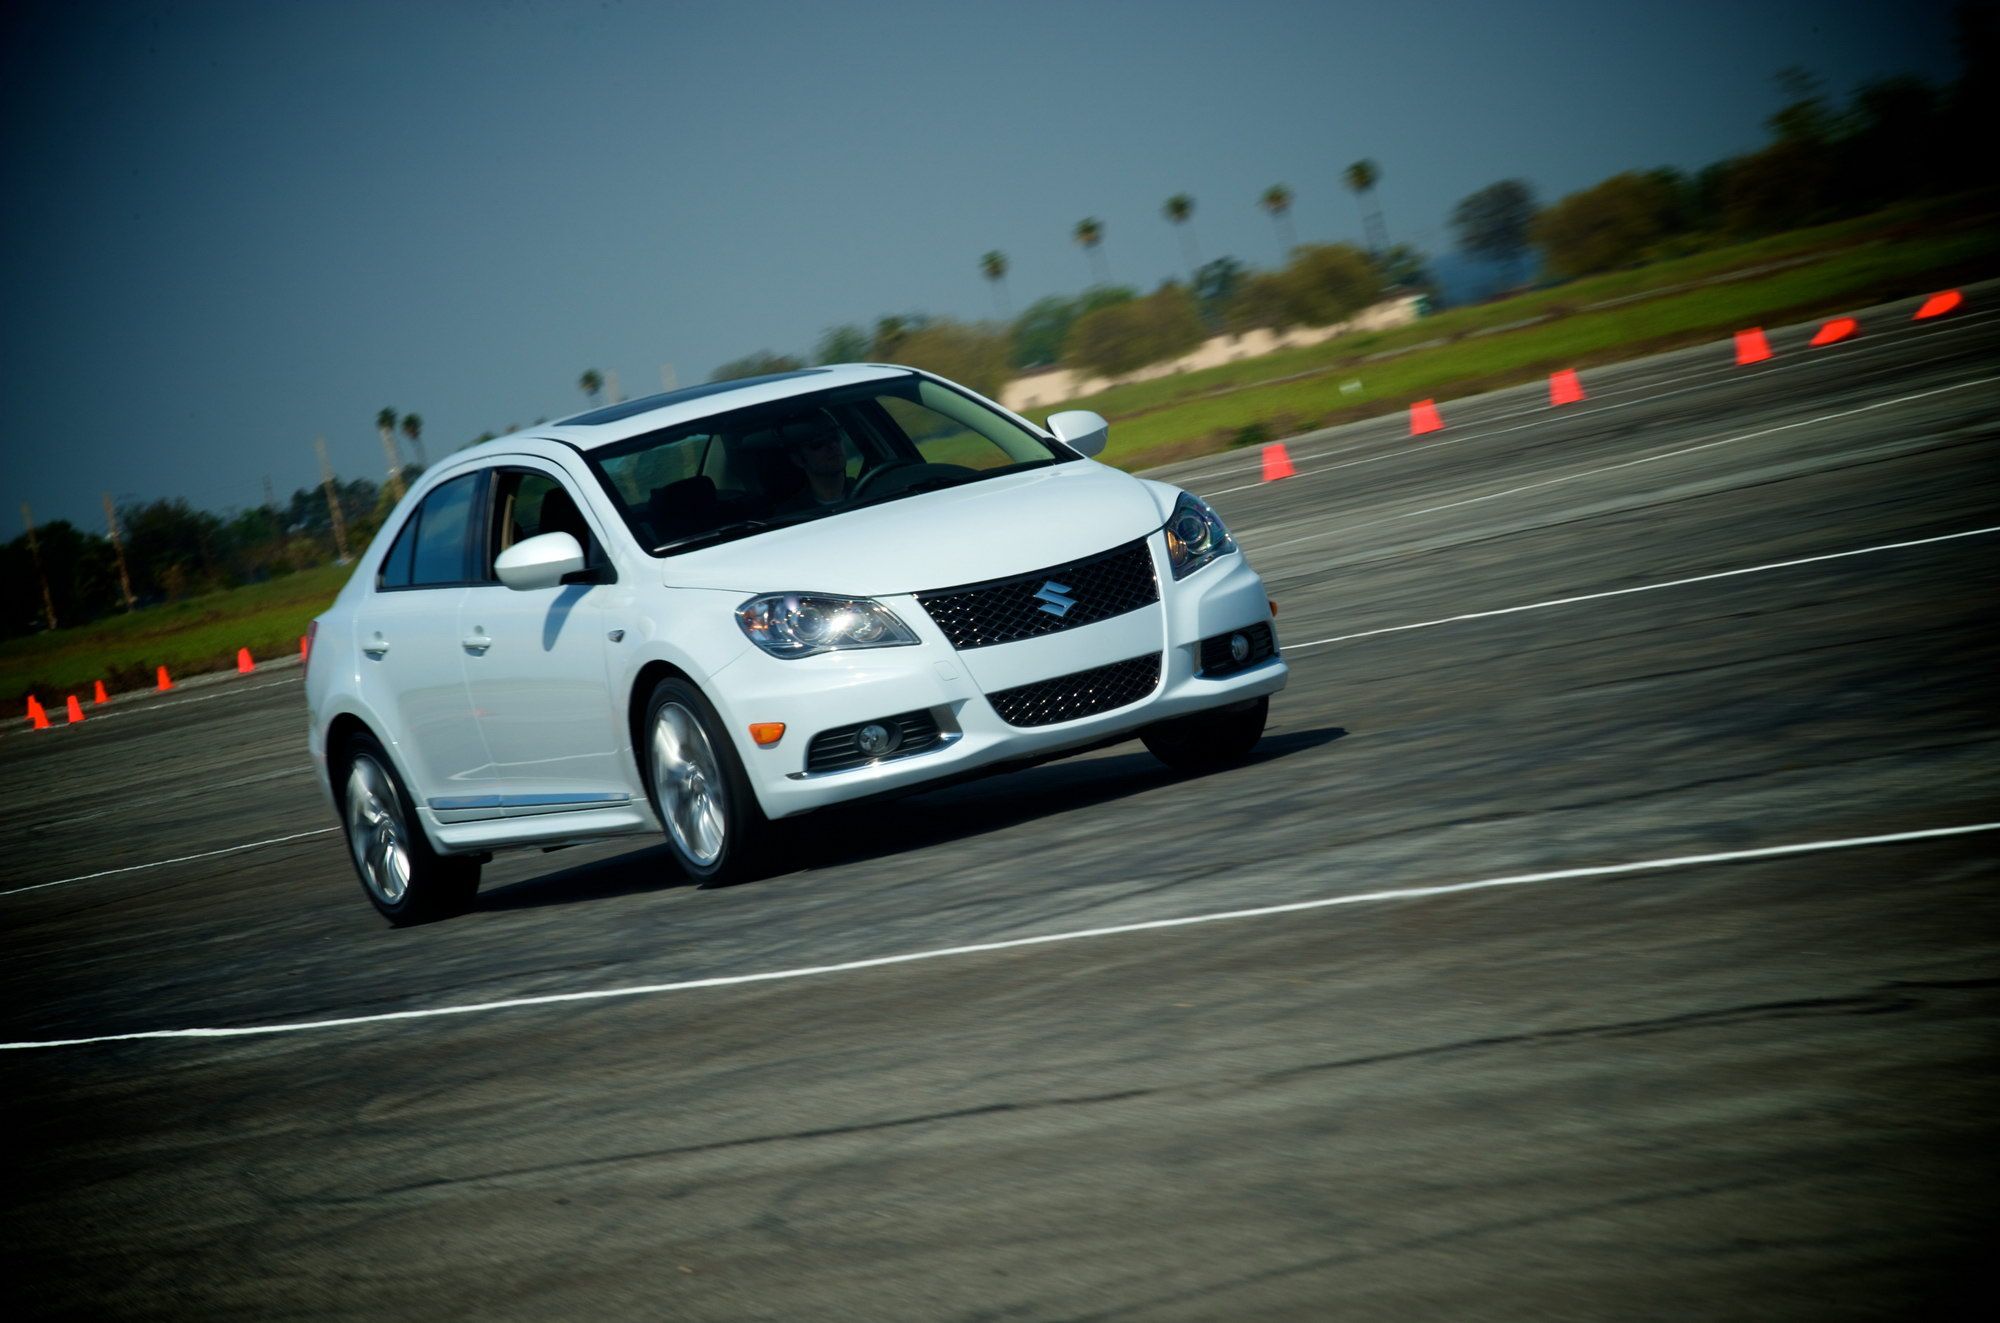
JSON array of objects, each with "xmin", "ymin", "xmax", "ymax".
[
  {"xmin": 474, "ymin": 725, "xmax": 1346, "ymax": 914},
  {"xmin": 798, "ymin": 724, "xmax": 1348, "ymax": 874}
]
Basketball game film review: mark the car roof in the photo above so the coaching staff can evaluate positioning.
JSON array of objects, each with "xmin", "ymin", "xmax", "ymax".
[{"xmin": 473, "ymin": 363, "xmax": 917, "ymax": 455}]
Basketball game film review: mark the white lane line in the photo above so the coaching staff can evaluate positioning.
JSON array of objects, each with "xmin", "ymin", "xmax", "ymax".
[
  {"xmin": 4, "ymin": 820, "xmax": 1994, "ymax": 1052},
  {"xmin": 0, "ymin": 827, "xmax": 339, "ymax": 898},
  {"xmin": 3, "ymin": 676, "xmax": 305, "ymax": 739},
  {"xmin": 1246, "ymin": 374, "xmax": 2000, "ymax": 553},
  {"xmin": 1182, "ymin": 304, "xmax": 2000, "ymax": 494},
  {"xmin": 1280, "ymin": 524, "xmax": 2000, "ymax": 652}
]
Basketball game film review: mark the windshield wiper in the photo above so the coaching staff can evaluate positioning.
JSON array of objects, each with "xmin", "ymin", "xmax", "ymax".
[{"xmin": 652, "ymin": 519, "xmax": 780, "ymax": 555}]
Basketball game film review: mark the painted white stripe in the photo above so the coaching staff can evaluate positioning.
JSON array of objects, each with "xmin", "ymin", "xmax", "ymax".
[
  {"xmin": 1281, "ymin": 524, "xmax": 2000, "ymax": 652},
  {"xmin": 3, "ymin": 676, "xmax": 304, "ymax": 739},
  {"xmin": 0, "ymin": 827, "xmax": 339, "ymax": 899},
  {"xmin": 1184, "ymin": 303, "xmax": 2000, "ymax": 495},
  {"xmin": 5, "ymin": 821, "xmax": 1993, "ymax": 1051},
  {"xmin": 1246, "ymin": 374, "xmax": 2000, "ymax": 549}
]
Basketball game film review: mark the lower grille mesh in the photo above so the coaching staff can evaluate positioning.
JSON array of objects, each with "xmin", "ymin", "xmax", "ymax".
[{"xmin": 987, "ymin": 653, "xmax": 1161, "ymax": 728}]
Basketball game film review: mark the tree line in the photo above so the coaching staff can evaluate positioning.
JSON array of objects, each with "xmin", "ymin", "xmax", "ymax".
[{"xmin": 1450, "ymin": 48, "xmax": 1994, "ymax": 283}]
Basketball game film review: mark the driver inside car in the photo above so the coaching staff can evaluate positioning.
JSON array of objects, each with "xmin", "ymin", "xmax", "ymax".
[{"xmin": 774, "ymin": 412, "xmax": 855, "ymax": 511}]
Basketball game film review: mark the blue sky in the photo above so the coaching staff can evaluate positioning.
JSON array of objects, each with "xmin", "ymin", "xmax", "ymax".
[{"xmin": 0, "ymin": 0, "xmax": 1961, "ymax": 528}]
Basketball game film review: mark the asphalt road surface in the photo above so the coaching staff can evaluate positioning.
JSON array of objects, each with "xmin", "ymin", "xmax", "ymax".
[{"xmin": 5, "ymin": 286, "xmax": 1998, "ymax": 1321}]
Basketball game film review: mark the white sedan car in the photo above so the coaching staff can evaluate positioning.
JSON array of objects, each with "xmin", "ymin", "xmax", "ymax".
[{"xmin": 306, "ymin": 365, "xmax": 1286, "ymax": 922}]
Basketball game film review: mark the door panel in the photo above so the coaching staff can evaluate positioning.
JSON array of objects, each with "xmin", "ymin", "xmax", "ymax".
[
  {"xmin": 353, "ymin": 587, "xmax": 493, "ymax": 803},
  {"xmin": 459, "ymin": 466, "xmax": 628, "ymax": 805},
  {"xmin": 459, "ymin": 584, "xmax": 625, "ymax": 801}
]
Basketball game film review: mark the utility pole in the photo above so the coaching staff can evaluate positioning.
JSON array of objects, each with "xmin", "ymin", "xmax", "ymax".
[
  {"xmin": 315, "ymin": 436, "xmax": 352, "ymax": 562},
  {"xmin": 102, "ymin": 493, "xmax": 135, "ymax": 610},
  {"xmin": 660, "ymin": 363, "xmax": 678, "ymax": 391},
  {"xmin": 376, "ymin": 427, "xmax": 405, "ymax": 503},
  {"xmin": 20, "ymin": 502, "xmax": 58, "ymax": 630},
  {"xmin": 261, "ymin": 474, "xmax": 278, "ymax": 513},
  {"xmin": 605, "ymin": 367, "xmax": 622, "ymax": 404}
]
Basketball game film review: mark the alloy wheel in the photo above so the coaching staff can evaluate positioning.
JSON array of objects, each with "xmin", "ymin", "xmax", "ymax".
[
  {"xmin": 651, "ymin": 702, "xmax": 729, "ymax": 867},
  {"xmin": 345, "ymin": 754, "xmax": 413, "ymax": 905}
]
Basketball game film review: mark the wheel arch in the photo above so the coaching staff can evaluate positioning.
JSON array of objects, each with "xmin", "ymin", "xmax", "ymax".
[{"xmin": 626, "ymin": 657, "xmax": 698, "ymax": 787}]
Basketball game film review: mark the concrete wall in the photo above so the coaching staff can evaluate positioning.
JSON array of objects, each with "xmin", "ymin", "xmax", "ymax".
[{"xmin": 1000, "ymin": 294, "xmax": 1424, "ymax": 414}]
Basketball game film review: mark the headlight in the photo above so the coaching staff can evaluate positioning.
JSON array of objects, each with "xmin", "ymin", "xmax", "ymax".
[
  {"xmin": 1162, "ymin": 492, "xmax": 1237, "ymax": 580},
  {"xmin": 735, "ymin": 593, "xmax": 920, "ymax": 659}
]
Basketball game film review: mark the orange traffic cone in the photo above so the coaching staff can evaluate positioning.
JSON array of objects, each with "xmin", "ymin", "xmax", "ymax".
[
  {"xmin": 1548, "ymin": 369, "xmax": 1586, "ymax": 406},
  {"xmin": 92, "ymin": 679, "xmax": 109, "ymax": 704},
  {"xmin": 157, "ymin": 664, "xmax": 173, "ymax": 691},
  {"xmin": 66, "ymin": 695, "xmax": 85, "ymax": 724},
  {"xmin": 1734, "ymin": 328, "xmax": 1772, "ymax": 365},
  {"xmin": 1260, "ymin": 443, "xmax": 1296, "ymax": 481},
  {"xmin": 236, "ymin": 647, "xmax": 254, "ymax": 674},
  {"xmin": 1408, "ymin": 399, "xmax": 1444, "ymax": 435},
  {"xmin": 1914, "ymin": 290, "xmax": 1963, "ymax": 320},
  {"xmin": 27, "ymin": 696, "xmax": 50, "ymax": 730},
  {"xmin": 1809, "ymin": 317, "xmax": 1858, "ymax": 346}
]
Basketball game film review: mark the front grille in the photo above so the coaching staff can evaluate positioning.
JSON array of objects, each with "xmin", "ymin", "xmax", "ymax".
[
  {"xmin": 987, "ymin": 653, "xmax": 1161, "ymax": 728},
  {"xmin": 917, "ymin": 539, "xmax": 1158, "ymax": 650},
  {"xmin": 1199, "ymin": 621, "xmax": 1277, "ymax": 676},
  {"xmin": 804, "ymin": 710, "xmax": 943, "ymax": 774}
]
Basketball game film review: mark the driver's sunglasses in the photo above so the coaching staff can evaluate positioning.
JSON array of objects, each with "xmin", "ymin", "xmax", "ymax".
[{"xmin": 801, "ymin": 434, "xmax": 841, "ymax": 450}]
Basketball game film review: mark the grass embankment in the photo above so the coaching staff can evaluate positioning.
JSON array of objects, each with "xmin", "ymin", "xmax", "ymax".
[
  {"xmin": 2, "ymin": 561, "xmax": 352, "ymax": 715},
  {"xmin": 1071, "ymin": 202, "xmax": 2000, "ymax": 468},
  {"xmin": 6, "ymin": 199, "xmax": 1995, "ymax": 722}
]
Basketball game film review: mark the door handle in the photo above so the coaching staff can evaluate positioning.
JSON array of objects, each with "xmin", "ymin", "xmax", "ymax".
[
  {"xmin": 363, "ymin": 638, "xmax": 390, "ymax": 657},
  {"xmin": 462, "ymin": 633, "xmax": 492, "ymax": 653}
]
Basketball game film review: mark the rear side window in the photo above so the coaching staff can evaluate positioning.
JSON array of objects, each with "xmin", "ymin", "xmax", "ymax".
[
  {"xmin": 378, "ymin": 514, "xmax": 419, "ymax": 589},
  {"xmin": 409, "ymin": 474, "xmax": 480, "ymax": 587}
]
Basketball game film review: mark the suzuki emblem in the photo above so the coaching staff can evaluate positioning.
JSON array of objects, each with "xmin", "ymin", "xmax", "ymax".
[{"xmin": 1034, "ymin": 580, "xmax": 1076, "ymax": 617}]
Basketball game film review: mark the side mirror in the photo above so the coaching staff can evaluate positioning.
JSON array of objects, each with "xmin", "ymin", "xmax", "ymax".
[
  {"xmin": 494, "ymin": 531, "xmax": 585, "ymax": 591},
  {"xmin": 1046, "ymin": 409, "xmax": 1109, "ymax": 458}
]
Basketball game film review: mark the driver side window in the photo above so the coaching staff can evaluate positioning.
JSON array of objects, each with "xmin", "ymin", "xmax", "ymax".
[{"xmin": 483, "ymin": 469, "xmax": 606, "ymax": 581}]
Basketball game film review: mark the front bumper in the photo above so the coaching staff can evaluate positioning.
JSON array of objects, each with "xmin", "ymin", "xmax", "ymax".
[{"xmin": 706, "ymin": 542, "xmax": 1287, "ymax": 818}]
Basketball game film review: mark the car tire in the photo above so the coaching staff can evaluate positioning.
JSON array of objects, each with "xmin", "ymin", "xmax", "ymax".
[
  {"xmin": 339, "ymin": 731, "xmax": 481, "ymax": 925},
  {"xmin": 1140, "ymin": 695, "xmax": 1269, "ymax": 773},
  {"xmin": 642, "ymin": 677, "xmax": 771, "ymax": 886}
]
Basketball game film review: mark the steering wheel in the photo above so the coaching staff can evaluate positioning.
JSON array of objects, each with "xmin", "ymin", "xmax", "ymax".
[{"xmin": 847, "ymin": 460, "xmax": 972, "ymax": 501}]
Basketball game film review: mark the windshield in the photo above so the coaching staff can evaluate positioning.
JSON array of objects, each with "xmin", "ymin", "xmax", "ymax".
[{"xmin": 582, "ymin": 374, "xmax": 1078, "ymax": 556}]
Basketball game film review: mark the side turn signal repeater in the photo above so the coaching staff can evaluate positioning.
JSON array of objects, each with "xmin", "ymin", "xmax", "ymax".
[{"xmin": 748, "ymin": 722, "xmax": 786, "ymax": 747}]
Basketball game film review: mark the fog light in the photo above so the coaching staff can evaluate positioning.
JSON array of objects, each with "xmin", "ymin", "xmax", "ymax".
[
  {"xmin": 856, "ymin": 722, "xmax": 901, "ymax": 757},
  {"xmin": 1229, "ymin": 633, "xmax": 1251, "ymax": 664}
]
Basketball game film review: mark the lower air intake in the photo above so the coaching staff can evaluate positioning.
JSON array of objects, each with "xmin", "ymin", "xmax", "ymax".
[
  {"xmin": 804, "ymin": 710, "xmax": 943, "ymax": 774},
  {"xmin": 987, "ymin": 653, "xmax": 1161, "ymax": 728}
]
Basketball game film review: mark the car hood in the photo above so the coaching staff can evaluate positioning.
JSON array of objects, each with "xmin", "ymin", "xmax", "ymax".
[{"xmin": 659, "ymin": 462, "xmax": 1169, "ymax": 596}]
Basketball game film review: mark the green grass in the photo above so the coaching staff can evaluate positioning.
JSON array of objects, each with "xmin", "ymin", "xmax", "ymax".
[
  {"xmin": 2, "ymin": 561, "xmax": 353, "ymax": 717},
  {"xmin": 1083, "ymin": 219, "xmax": 1999, "ymax": 467}
]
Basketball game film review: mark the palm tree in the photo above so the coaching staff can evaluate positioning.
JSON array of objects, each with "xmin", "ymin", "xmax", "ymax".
[
  {"xmin": 1344, "ymin": 159, "xmax": 1388, "ymax": 255},
  {"xmin": 400, "ymin": 412, "xmax": 427, "ymax": 469},
  {"xmin": 1260, "ymin": 185, "xmax": 1297, "ymax": 258},
  {"xmin": 1073, "ymin": 217, "xmax": 1109, "ymax": 285},
  {"xmin": 1163, "ymin": 194, "xmax": 1200, "ymax": 278},
  {"xmin": 578, "ymin": 369, "xmax": 604, "ymax": 406},
  {"xmin": 374, "ymin": 407, "xmax": 404, "ymax": 501},
  {"xmin": 980, "ymin": 250, "xmax": 1011, "ymax": 318}
]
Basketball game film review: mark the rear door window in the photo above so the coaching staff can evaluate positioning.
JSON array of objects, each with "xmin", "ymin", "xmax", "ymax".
[
  {"xmin": 408, "ymin": 474, "xmax": 481, "ymax": 587},
  {"xmin": 377, "ymin": 514, "xmax": 419, "ymax": 589}
]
